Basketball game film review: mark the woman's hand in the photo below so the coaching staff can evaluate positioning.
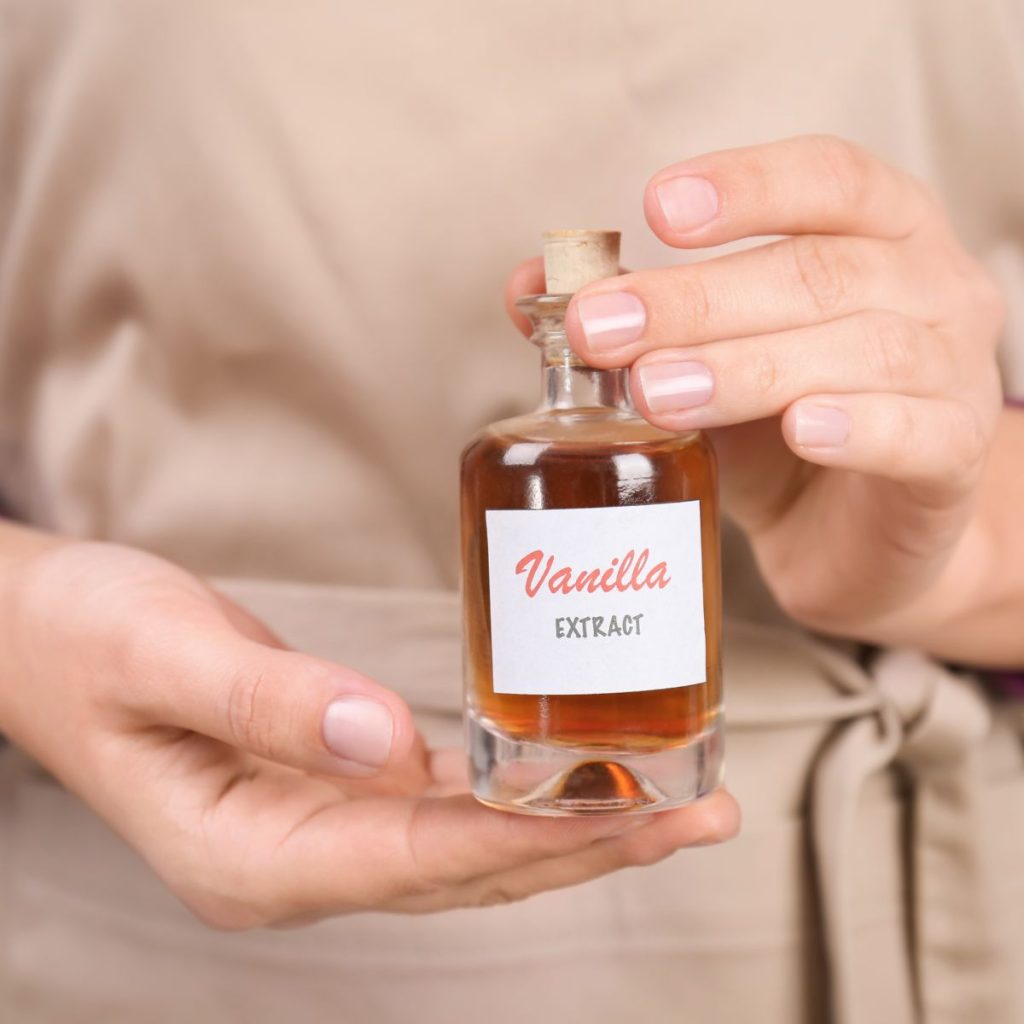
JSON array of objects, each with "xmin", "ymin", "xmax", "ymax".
[
  {"xmin": 510, "ymin": 135, "xmax": 1006, "ymax": 655},
  {"xmin": 0, "ymin": 529, "xmax": 738, "ymax": 928}
]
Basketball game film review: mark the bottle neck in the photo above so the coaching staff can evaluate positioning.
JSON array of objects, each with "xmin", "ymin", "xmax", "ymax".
[
  {"xmin": 542, "ymin": 347, "xmax": 630, "ymax": 411},
  {"xmin": 516, "ymin": 292, "xmax": 633, "ymax": 414}
]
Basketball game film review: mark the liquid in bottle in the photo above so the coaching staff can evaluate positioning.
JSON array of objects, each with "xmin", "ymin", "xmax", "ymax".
[{"xmin": 460, "ymin": 230, "xmax": 723, "ymax": 814}]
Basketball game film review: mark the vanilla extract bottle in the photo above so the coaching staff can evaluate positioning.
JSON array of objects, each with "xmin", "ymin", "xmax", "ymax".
[{"xmin": 460, "ymin": 230, "xmax": 723, "ymax": 815}]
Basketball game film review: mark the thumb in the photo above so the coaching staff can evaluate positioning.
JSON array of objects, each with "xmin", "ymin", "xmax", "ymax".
[
  {"xmin": 132, "ymin": 628, "xmax": 420, "ymax": 780},
  {"xmin": 504, "ymin": 255, "xmax": 546, "ymax": 337}
]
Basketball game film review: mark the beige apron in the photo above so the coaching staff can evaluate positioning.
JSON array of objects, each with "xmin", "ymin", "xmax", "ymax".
[{"xmin": 0, "ymin": 1, "xmax": 1022, "ymax": 1020}]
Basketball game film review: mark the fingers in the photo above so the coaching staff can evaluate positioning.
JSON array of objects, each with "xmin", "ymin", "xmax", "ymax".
[
  {"xmin": 781, "ymin": 393, "xmax": 990, "ymax": 490},
  {"xmin": 565, "ymin": 233, "xmax": 943, "ymax": 368},
  {"xmin": 643, "ymin": 134, "xmax": 936, "ymax": 247},
  {"xmin": 320, "ymin": 790, "xmax": 739, "ymax": 912},
  {"xmin": 389, "ymin": 788, "xmax": 742, "ymax": 913},
  {"xmin": 189, "ymin": 777, "xmax": 739, "ymax": 925},
  {"xmin": 124, "ymin": 625, "xmax": 420, "ymax": 780},
  {"xmin": 628, "ymin": 312, "xmax": 951, "ymax": 432}
]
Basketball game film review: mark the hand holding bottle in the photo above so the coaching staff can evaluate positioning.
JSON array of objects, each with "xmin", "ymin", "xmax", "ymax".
[
  {"xmin": 0, "ymin": 526, "xmax": 739, "ymax": 927},
  {"xmin": 509, "ymin": 135, "xmax": 1007, "ymax": 659}
]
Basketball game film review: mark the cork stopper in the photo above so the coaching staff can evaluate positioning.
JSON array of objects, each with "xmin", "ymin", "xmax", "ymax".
[{"xmin": 542, "ymin": 229, "xmax": 621, "ymax": 294}]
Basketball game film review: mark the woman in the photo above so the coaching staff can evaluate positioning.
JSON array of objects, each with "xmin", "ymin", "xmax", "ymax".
[{"xmin": 0, "ymin": 1, "xmax": 1021, "ymax": 1021}]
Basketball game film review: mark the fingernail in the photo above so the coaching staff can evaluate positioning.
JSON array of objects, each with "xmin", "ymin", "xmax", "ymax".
[
  {"xmin": 322, "ymin": 697, "xmax": 393, "ymax": 772},
  {"xmin": 576, "ymin": 291, "xmax": 646, "ymax": 351},
  {"xmin": 793, "ymin": 405, "xmax": 850, "ymax": 447},
  {"xmin": 654, "ymin": 176, "xmax": 719, "ymax": 232},
  {"xmin": 638, "ymin": 361, "xmax": 715, "ymax": 413}
]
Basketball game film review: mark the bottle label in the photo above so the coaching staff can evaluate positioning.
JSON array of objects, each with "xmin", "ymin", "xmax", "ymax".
[{"xmin": 485, "ymin": 501, "xmax": 706, "ymax": 696}]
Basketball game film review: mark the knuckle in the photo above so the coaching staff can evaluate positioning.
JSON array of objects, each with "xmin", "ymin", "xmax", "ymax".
[
  {"xmin": 397, "ymin": 801, "xmax": 450, "ymax": 900},
  {"xmin": 808, "ymin": 133, "xmax": 871, "ymax": 209},
  {"xmin": 772, "ymin": 577, "xmax": 832, "ymax": 631},
  {"xmin": 671, "ymin": 271, "xmax": 715, "ymax": 338},
  {"xmin": 746, "ymin": 345, "xmax": 783, "ymax": 398},
  {"xmin": 789, "ymin": 234, "xmax": 855, "ymax": 315},
  {"xmin": 890, "ymin": 398, "xmax": 919, "ymax": 453},
  {"xmin": 861, "ymin": 313, "xmax": 921, "ymax": 388},
  {"xmin": 946, "ymin": 403, "xmax": 989, "ymax": 477},
  {"xmin": 976, "ymin": 363, "xmax": 1005, "ymax": 415},
  {"xmin": 884, "ymin": 399, "xmax": 942, "ymax": 485},
  {"xmin": 970, "ymin": 267, "xmax": 1008, "ymax": 333},
  {"xmin": 224, "ymin": 667, "xmax": 275, "ymax": 755},
  {"xmin": 769, "ymin": 576, "xmax": 806, "ymax": 622},
  {"xmin": 939, "ymin": 249, "xmax": 1006, "ymax": 339}
]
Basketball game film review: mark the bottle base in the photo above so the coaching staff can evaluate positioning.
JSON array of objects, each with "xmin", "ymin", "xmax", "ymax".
[{"xmin": 466, "ymin": 709, "xmax": 724, "ymax": 816}]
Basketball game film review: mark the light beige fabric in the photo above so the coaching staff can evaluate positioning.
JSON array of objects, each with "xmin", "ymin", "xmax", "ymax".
[{"xmin": 0, "ymin": 1, "xmax": 1023, "ymax": 1021}]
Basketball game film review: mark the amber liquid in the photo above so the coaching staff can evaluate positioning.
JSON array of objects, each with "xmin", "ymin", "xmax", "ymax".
[{"xmin": 461, "ymin": 409, "xmax": 721, "ymax": 752}]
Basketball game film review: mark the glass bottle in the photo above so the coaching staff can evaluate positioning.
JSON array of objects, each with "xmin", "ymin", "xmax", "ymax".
[{"xmin": 460, "ymin": 230, "xmax": 723, "ymax": 815}]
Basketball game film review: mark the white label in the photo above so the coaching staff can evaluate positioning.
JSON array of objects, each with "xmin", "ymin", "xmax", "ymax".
[{"xmin": 486, "ymin": 501, "xmax": 706, "ymax": 696}]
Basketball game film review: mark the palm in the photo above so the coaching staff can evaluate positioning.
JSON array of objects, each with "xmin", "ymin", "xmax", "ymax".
[{"xmin": 121, "ymin": 724, "xmax": 467, "ymax": 922}]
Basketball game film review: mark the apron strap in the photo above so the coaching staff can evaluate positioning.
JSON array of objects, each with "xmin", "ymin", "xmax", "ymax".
[{"xmin": 811, "ymin": 649, "xmax": 1015, "ymax": 1024}]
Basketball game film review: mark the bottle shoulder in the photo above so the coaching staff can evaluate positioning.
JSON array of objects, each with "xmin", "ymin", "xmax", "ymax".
[
  {"xmin": 460, "ymin": 409, "xmax": 714, "ymax": 473},
  {"xmin": 463, "ymin": 409, "xmax": 704, "ymax": 452}
]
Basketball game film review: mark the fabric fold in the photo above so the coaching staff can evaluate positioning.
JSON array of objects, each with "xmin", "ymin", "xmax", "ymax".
[{"xmin": 811, "ymin": 648, "xmax": 1017, "ymax": 1024}]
